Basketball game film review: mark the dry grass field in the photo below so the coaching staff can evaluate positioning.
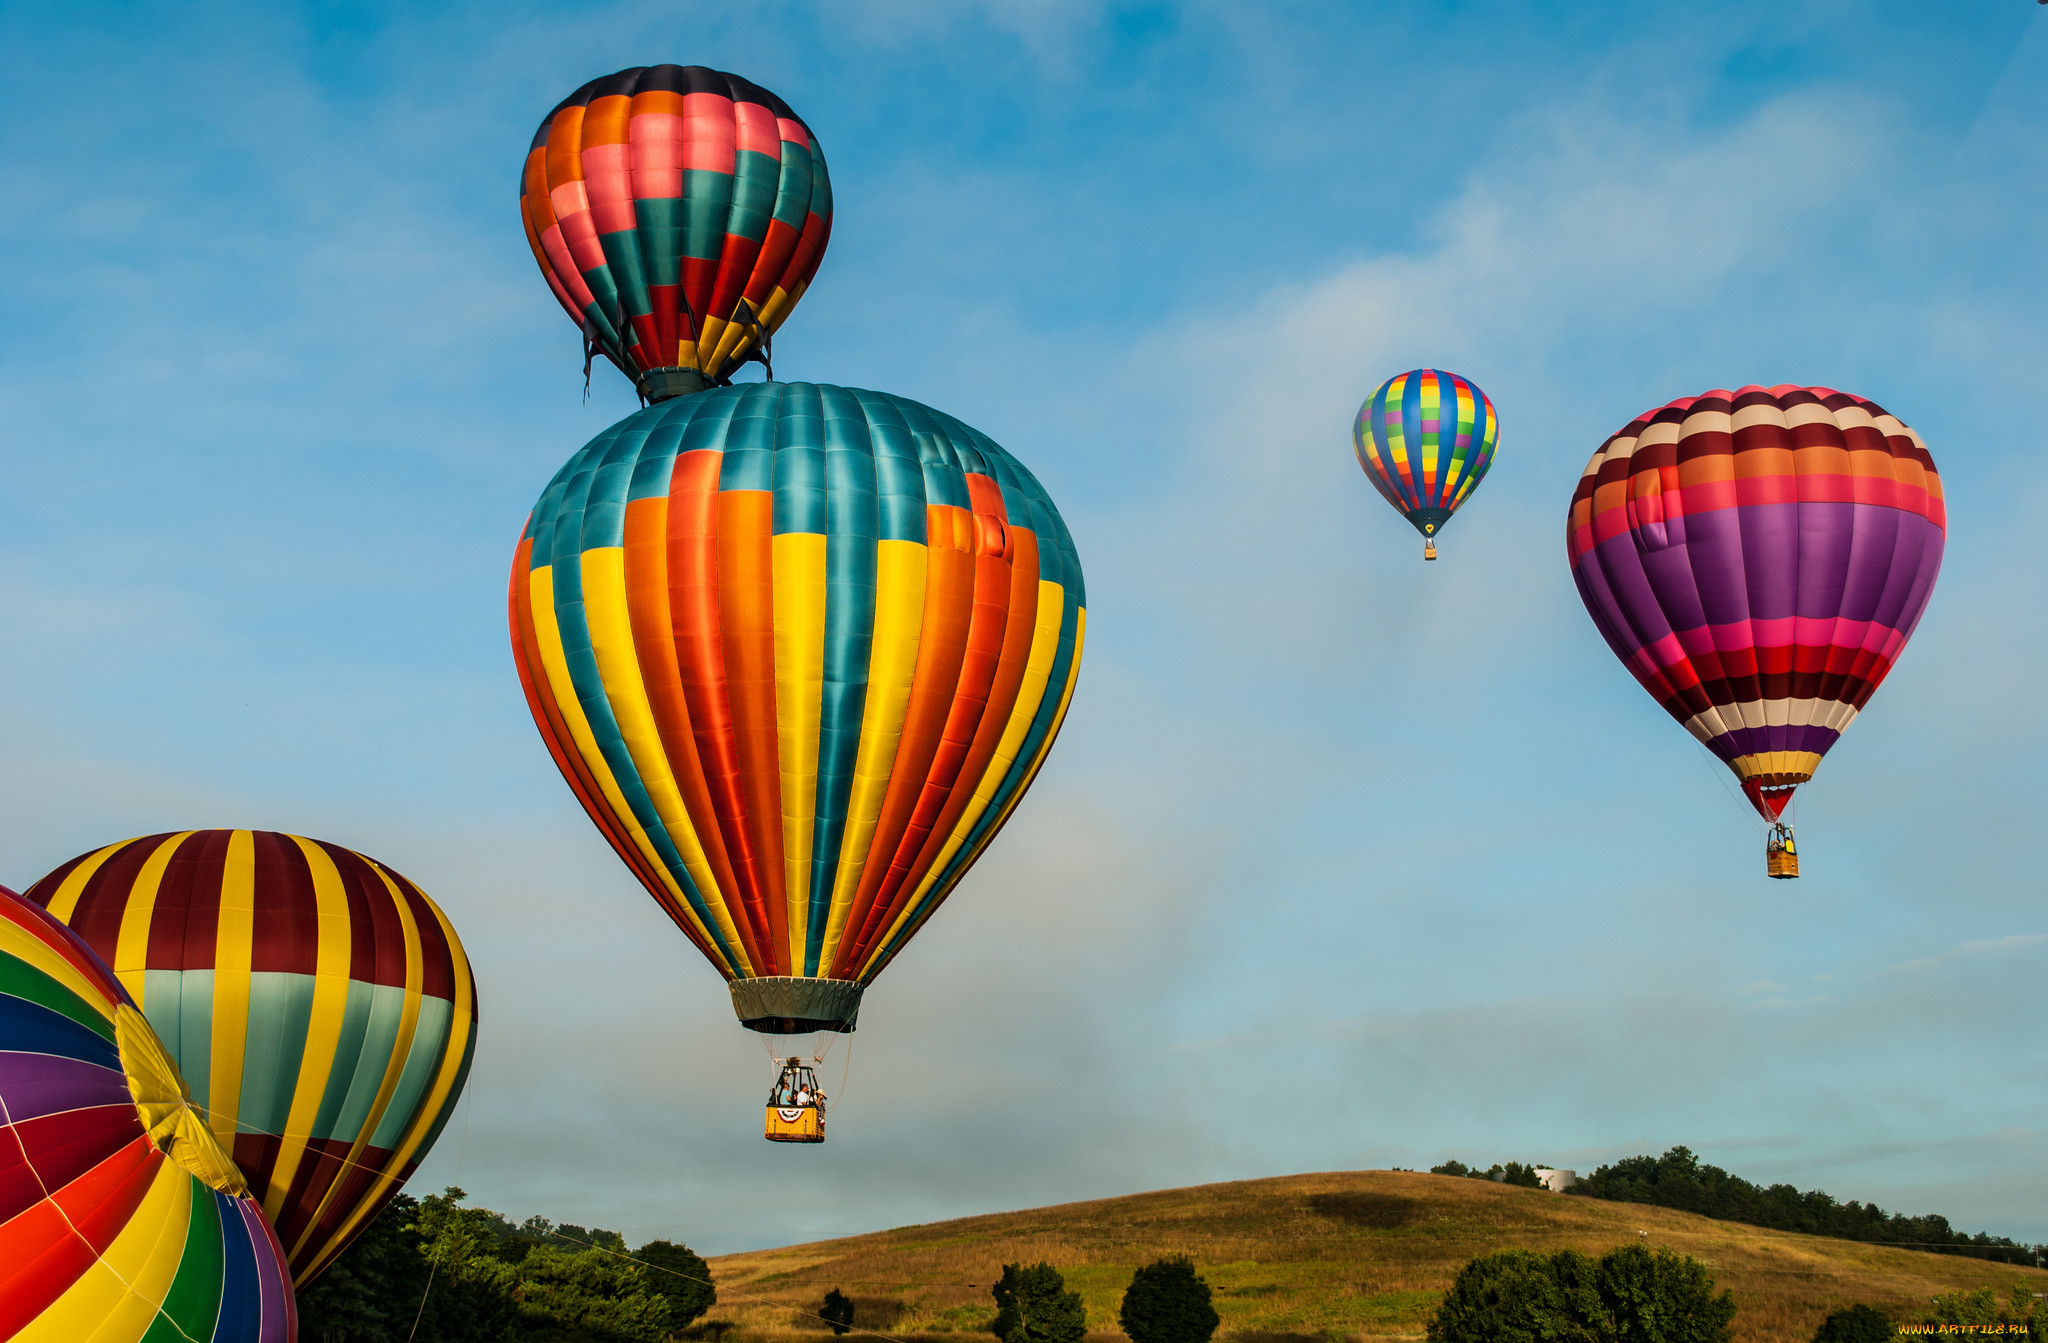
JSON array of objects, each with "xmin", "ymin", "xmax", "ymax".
[{"xmin": 696, "ymin": 1170, "xmax": 2047, "ymax": 1343}]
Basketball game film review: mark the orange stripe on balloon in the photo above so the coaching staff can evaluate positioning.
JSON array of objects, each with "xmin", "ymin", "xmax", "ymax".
[
  {"xmin": 832, "ymin": 503, "xmax": 977, "ymax": 975},
  {"xmin": 894, "ymin": 519, "xmax": 1042, "ymax": 900},
  {"xmin": 865, "ymin": 477, "xmax": 1016, "ymax": 921},
  {"xmin": 667, "ymin": 451, "xmax": 773, "ymax": 974},
  {"xmin": 715, "ymin": 488, "xmax": 789, "ymax": 975},
  {"xmin": 621, "ymin": 493, "xmax": 747, "ymax": 949}
]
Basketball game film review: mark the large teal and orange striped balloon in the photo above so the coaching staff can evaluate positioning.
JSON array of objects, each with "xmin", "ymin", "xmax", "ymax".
[
  {"xmin": 509, "ymin": 383, "xmax": 1085, "ymax": 1034},
  {"xmin": 520, "ymin": 65, "xmax": 833, "ymax": 399},
  {"xmin": 24, "ymin": 833, "xmax": 477, "ymax": 1287},
  {"xmin": 1352, "ymin": 368, "xmax": 1500, "ymax": 556},
  {"xmin": 1, "ymin": 884, "xmax": 297, "ymax": 1341}
]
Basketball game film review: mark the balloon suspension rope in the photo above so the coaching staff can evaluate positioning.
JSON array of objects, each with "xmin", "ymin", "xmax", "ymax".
[
  {"xmin": 406, "ymin": 1081, "xmax": 476, "ymax": 1343},
  {"xmin": 0, "ymin": 1088, "xmax": 210, "ymax": 1343},
  {"xmin": 544, "ymin": 1225, "xmax": 914, "ymax": 1343}
]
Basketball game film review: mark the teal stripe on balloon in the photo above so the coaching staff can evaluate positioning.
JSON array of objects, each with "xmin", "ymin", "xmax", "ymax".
[
  {"xmin": 769, "ymin": 141, "xmax": 816, "ymax": 231},
  {"xmin": 856, "ymin": 390, "xmax": 928, "ymax": 545},
  {"xmin": 144, "ymin": 968, "xmax": 214, "ymax": 1112},
  {"xmin": 367, "ymin": 995, "xmax": 453, "ymax": 1149},
  {"xmin": 636, "ymin": 197, "xmax": 684, "ymax": 290},
  {"xmin": 328, "ymin": 983, "xmax": 408, "ymax": 1145},
  {"xmin": 240, "ymin": 971, "xmax": 316, "ymax": 1138},
  {"xmin": 806, "ymin": 388, "xmax": 882, "ymax": 970},
  {"xmin": 310, "ymin": 979, "xmax": 373, "ymax": 1142},
  {"xmin": 729, "ymin": 149, "xmax": 781, "ymax": 243},
  {"xmin": 680, "ymin": 168, "xmax": 733, "ymax": 262}
]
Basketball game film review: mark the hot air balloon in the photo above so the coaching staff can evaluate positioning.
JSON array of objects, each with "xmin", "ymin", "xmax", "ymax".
[
  {"xmin": 1567, "ymin": 385, "xmax": 1945, "ymax": 876},
  {"xmin": 1353, "ymin": 369, "xmax": 1499, "ymax": 560},
  {"xmin": 1, "ymin": 884, "xmax": 297, "ymax": 1341},
  {"xmin": 508, "ymin": 382, "xmax": 1085, "ymax": 1139},
  {"xmin": 24, "ymin": 832, "xmax": 478, "ymax": 1286},
  {"xmin": 520, "ymin": 65, "xmax": 833, "ymax": 401}
]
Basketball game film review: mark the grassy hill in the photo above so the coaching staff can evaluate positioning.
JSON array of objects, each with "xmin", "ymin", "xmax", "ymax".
[{"xmin": 703, "ymin": 1170, "xmax": 2048, "ymax": 1343}]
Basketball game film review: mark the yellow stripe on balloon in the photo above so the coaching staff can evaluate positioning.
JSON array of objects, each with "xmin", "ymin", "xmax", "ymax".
[
  {"xmin": 206, "ymin": 830, "xmax": 256, "ymax": 1156},
  {"xmin": 301, "ymin": 889, "xmax": 476, "ymax": 1284},
  {"xmin": 528, "ymin": 565, "xmax": 747, "ymax": 969},
  {"xmin": 262, "ymin": 835, "xmax": 355, "ymax": 1233},
  {"xmin": 286, "ymin": 861, "xmax": 424, "ymax": 1269},
  {"xmin": 772, "ymin": 531, "xmax": 828, "ymax": 972},
  {"xmin": 578, "ymin": 546, "xmax": 742, "ymax": 964},
  {"xmin": 111, "ymin": 834, "xmax": 195, "ymax": 1006},
  {"xmin": 38, "ymin": 840, "xmax": 126, "ymax": 924},
  {"xmin": 14, "ymin": 1149, "xmax": 189, "ymax": 1343},
  {"xmin": 818, "ymin": 537, "xmax": 927, "ymax": 971},
  {"xmin": 0, "ymin": 915, "xmax": 122, "ymax": 1028},
  {"xmin": 882, "ymin": 577, "xmax": 1069, "ymax": 934}
]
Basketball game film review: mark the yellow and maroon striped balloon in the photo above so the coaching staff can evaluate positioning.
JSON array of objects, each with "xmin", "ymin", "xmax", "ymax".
[{"xmin": 24, "ymin": 831, "xmax": 477, "ymax": 1287}]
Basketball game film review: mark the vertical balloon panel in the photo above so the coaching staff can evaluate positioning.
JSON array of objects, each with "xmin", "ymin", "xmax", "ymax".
[{"xmin": 25, "ymin": 832, "xmax": 478, "ymax": 1287}]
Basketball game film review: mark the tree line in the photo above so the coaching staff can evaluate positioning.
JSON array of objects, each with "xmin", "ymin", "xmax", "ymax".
[
  {"xmin": 299, "ymin": 1187, "xmax": 714, "ymax": 1343},
  {"xmin": 1563, "ymin": 1146, "xmax": 2046, "ymax": 1267}
]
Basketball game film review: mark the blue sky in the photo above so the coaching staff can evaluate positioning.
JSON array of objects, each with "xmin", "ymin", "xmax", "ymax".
[{"xmin": 3, "ymin": 0, "xmax": 2046, "ymax": 1256}]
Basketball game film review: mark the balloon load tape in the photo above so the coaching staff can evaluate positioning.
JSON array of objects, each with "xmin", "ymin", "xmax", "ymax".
[{"xmin": 731, "ymin": 976, "xmax": 864, "ymax": 1034}]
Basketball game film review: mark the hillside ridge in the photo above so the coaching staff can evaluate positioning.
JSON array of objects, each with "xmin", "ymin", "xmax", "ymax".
[{"xmin": 705, "ymin": 1169, "xmax": 2048, "ymax": 1343}]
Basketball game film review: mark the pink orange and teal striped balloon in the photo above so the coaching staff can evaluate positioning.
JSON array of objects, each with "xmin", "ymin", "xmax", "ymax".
[
  {"xmin": 520, "ymin": 65, "xmax": 833, "ymax": 398},
  {"xmin": 509, "ymin": 383, "xmax": 1085, "ymax": 1035},
  {"xmin": 1, "ymin": 884, "xmax": 297, "ymax": 1342},
  {"xmin": 1352, "ymin": 369, "xmax": 1500, "ymax": 551}
]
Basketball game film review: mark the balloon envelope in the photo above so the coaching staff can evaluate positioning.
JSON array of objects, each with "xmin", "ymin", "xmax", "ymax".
[
  {"xmin": 1567, "ymin": 384, "xmax": 1945, "ymax": 816},
  {"xmin": 1352, "ymin": 369, "xmax": 1499, "ymax": 540},
  {"xmin": 520, "ymin": 65, "xmax": 833, "ymax": 396},
  {"xmin": 509, "ymin": 383, "xmax": 1085, "ymax": 1031},
  {"xmin": 25, "ymin": 832, "xmax": 478, "ymax": 1287},
  {"xmin": 1, "ymin": 884, "xmax": 297, "ymax": 1341}
]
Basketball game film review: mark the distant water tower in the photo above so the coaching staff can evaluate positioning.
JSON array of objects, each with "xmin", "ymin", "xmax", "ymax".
[{"xmin": 1534, "ymin": 1168, "xmax": 1578, "ymax": 1192}]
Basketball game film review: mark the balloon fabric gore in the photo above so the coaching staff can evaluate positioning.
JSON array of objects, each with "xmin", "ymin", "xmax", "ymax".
[
  {"xmin": 0, "ymin": 885, "xmax": 298, "ymax": 1341},
  {"xmin": 509, "ymin": 383, "xmax": 1086, "ymax": 1035},
  {"xmin": 1352, "ymin": 369, "xmax": 1499, "ymax": 560},
  {"xmin": 25, "ymin": 830, "xmax": 479, "ymax": 1288},
  {"xmin": 1567, "ymin": 385, "xmax": 1944, "ymax": 876},
  {"xmin": 520, "ymin": 65, "xmax": 833, "ymax": 398}
]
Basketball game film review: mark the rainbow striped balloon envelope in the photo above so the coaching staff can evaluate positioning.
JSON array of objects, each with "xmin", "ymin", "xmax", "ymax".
[
  {"xmin": 1352, "ymin": 368, "xmax": 1499, "ymax": 556},
  {"xmin": 1567, "ymin": 385, "xmax": 1945, "ymax": 867},
  {"xmin": 1, "ymin": 884, "xmax": 296, "ymax": 1342},
  {"xmin": 520, "ymin": 65, "xmax": 833, "ymax": 399},
  {"xmin": 510, "ymin": 383, "xmax": 1085, "ymax": 1034},
  {"xmin": 25, "ymin": 832, "xmax": 477, "ymax": 1287}
]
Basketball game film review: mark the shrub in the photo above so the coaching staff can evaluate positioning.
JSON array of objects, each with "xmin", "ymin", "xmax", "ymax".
[
  {"xmin": 1811, "ymin": 1303, "xmax": 1895, "ymax": 1342},
  {"xmin": 1119, "ymin": 1256, "xmax": 1220, "ymax": 1343},
  {"xmin": 636, "ymin": 1239, "xmax": 716, "ymax": 1332},
  {"xmin": 821, "ymin": 1287, "xmax": 855, "ymax": 1336},
  {"xmin": 990, "ymin": 1262, "xmax": 1087, "ymax": 1343},
  {"xmin": 1426, "ymin": 1243, "xmax": 1735, "ymax": 1343}
]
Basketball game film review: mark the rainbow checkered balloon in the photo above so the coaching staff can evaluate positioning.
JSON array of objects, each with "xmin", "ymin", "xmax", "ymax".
[{"xmin": 1352, "ymin": 369, "xmax": 1500, "ymax": 545}]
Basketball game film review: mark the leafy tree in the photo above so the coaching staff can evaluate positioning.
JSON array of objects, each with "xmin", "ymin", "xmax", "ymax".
[
  {"xmin": 1426, "ymin": 1249, "xmax": 1603, "ymax": 1343},
  {"xmin": 298, "ymin": 1194, "xmax": 433, "ymax": 1343},
  {"xmin": 1502, "ymin": 1163, "xmax": 1544, "ymax": 1189},
  {"xmin": 635, "ymin": 1239, "xmax": 716, "ymax": 1333},
  {"xmin": 1119, "ymin": 1255, "xmax": 1220, "ymax": 1343},
  {"xmin": 990, "ymin": 1263, "xmax": 1087, "ymax": 1343},
  {"xmin": 511, "ymin": 1242, "xmax": 669, "ymax": 1342},
  {"xmin": 821, "ymin": 1287, "xmax": 856, "ymax": 1336},
  {"xmin": 1594, "ymin": 1244, "xmax": 1735, "ymax": 1343},
  {"xmin": 1811, "ymin": 1303, "xmax": 1895, "ymax": 1342},
  {"xmin": 1428, "ymin": 1243, "xmax": 1733, "ymax": 1343},
  {"xmin": 1431, "ymin": 1160, "xmax": 1473, "ymax": 1178}
]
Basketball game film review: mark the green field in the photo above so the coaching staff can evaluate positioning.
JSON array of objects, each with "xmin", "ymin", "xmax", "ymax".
[{"xmin": 702, "ymin": 1170, "xmax": 2047, "ymax": 1343}]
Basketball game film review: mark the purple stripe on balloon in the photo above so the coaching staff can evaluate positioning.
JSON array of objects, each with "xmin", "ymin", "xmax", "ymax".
[
  {"xmin": 1704, "ymin": 723, "xmax": 1842, "ymax": 761},
  {"xmin": 240, "ymin": 1198, "xmax": 291, "ymax": 1342},
  {"xmin": 0, "ymin": 1051, "xmax": 132, "ymax": 1124}
]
